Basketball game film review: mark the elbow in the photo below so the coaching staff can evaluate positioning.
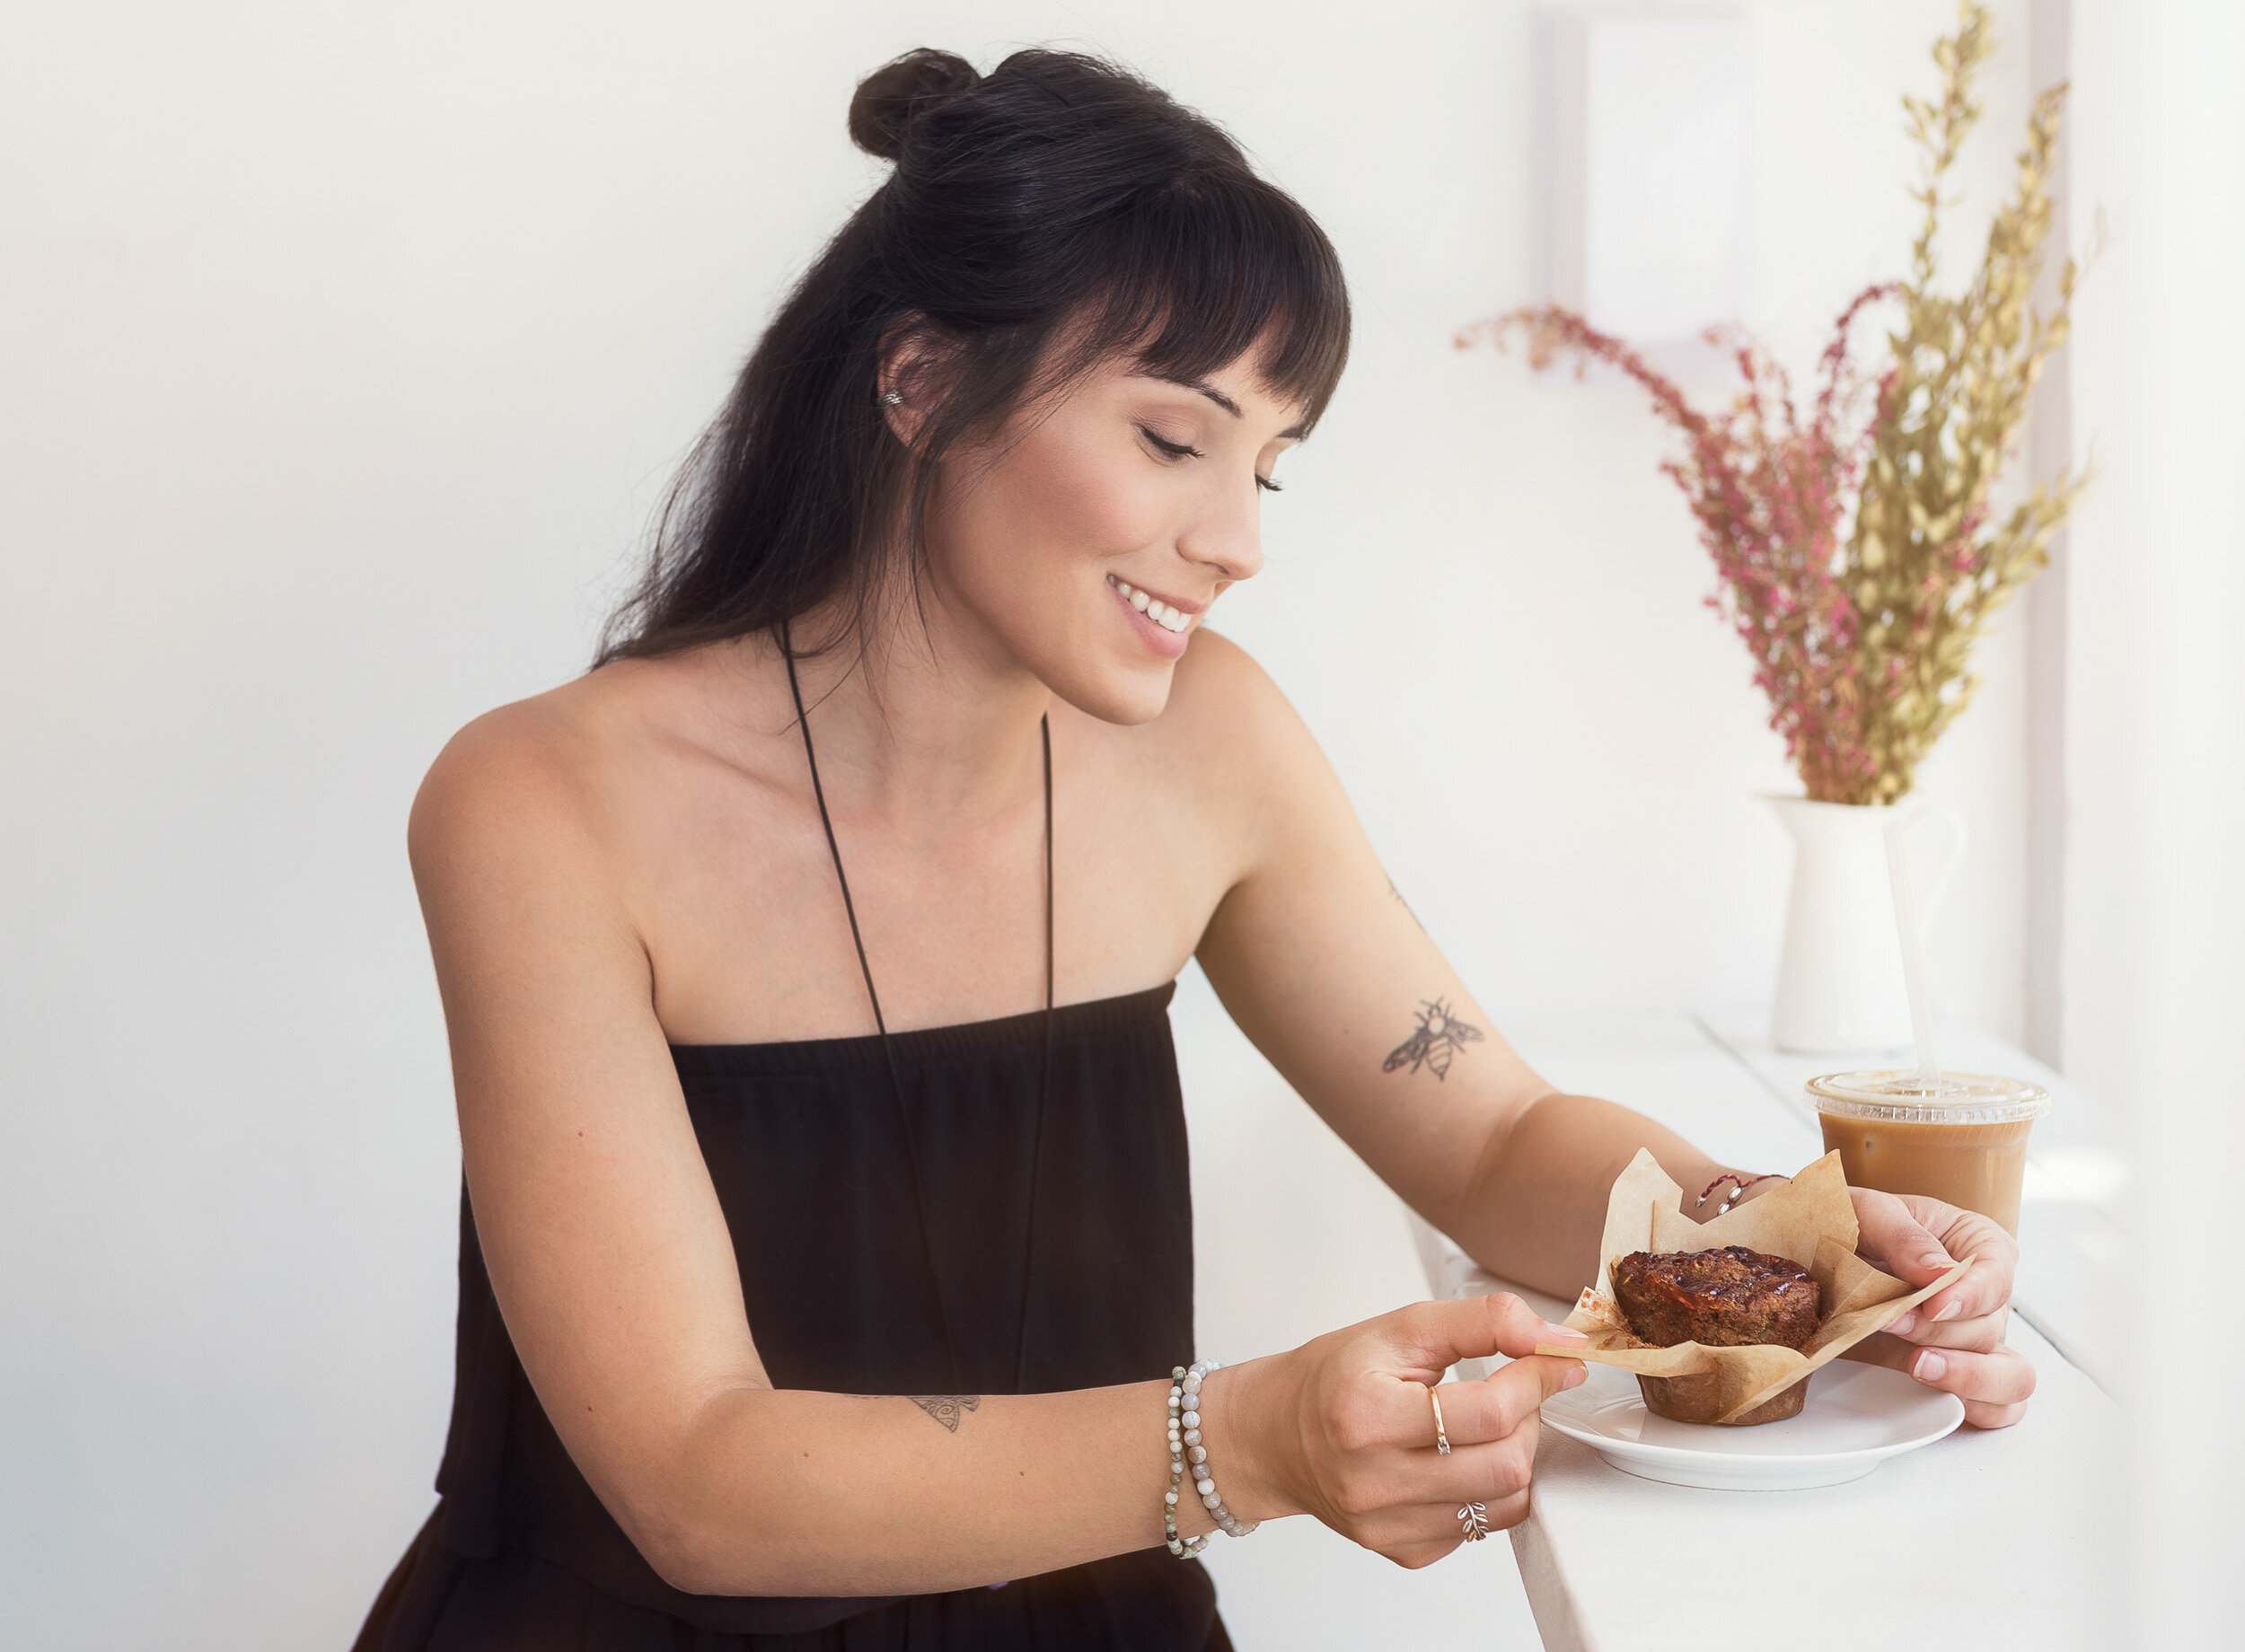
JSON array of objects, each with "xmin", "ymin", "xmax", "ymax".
[
  {"xmin": 603, "ymin": 1387, "xmax": 797, "ymax": 1596},
  {"xmin": 629, "ymin": 1505, "xmax": 709, "ymax": 1595},
  {"xmin": 629, "ymin": 1507, "xmax": 774, "ymax": 1598},
  {"xmin": 643, "ymin": 1538, "xmax": 734, "ymax": 1599}
]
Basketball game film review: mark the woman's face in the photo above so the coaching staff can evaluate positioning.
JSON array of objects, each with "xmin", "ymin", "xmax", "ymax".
[{"xmin": 914, "ymin": 346, "xmax": 1305, "ymax": 725}]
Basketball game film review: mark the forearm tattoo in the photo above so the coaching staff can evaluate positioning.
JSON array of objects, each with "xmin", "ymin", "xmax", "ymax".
[
  {"xmin": 1383, "ymin": 997, "xmax": 1484, "ymax": 1081},
  {"xmin": 907, "ymin": 1393, "xmax": 982, "ymax": 1432}
]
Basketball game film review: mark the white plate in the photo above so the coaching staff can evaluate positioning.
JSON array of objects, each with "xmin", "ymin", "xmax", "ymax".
[{"xmin": 1540, "ymin": 1359, "xmax": 1966, "ymax": 1490}]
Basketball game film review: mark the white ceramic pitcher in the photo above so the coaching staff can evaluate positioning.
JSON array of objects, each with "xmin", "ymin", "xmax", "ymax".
[{"xmin": 1767, "ymin": 795, "xmax": 1968, "ymax": 1054}]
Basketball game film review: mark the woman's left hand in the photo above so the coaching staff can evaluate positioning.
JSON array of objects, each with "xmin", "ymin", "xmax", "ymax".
[{"xmin": 1844, "ymin": 1188, "xmax": 2035, "ymax": 1429}]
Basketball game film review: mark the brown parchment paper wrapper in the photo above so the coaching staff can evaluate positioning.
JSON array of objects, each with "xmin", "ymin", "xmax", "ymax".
[{"xmin": 1532, "ymin": 1149, "xmax": 1968, "ymax": 1425}]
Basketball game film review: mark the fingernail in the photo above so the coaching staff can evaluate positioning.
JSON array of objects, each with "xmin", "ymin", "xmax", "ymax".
[
  {"xmin": 1563, "ymin": 1365, "xmax": 1588, "ymax": 1388},
  {"xmin": 1888, "ymin": 1310, "xmax": 1920, "ymax": 1338},
  {"xmin": 1540, "ymin": 1320, "xmax": 1589, "ymax": 1343},
  {"xmin": 1919, "ymin": 1252, "xmax": 1954, "ymax": 1272},
  {"xmin": 1932, "ymin": 1298, "xmax": 1964, "ymax": 1322},
  {"xmin": 1914, "ymin": 1349, "xmax": 1947, "ymax": 1384}
]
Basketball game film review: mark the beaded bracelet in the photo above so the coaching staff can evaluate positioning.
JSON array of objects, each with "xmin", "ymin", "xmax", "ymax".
[
  {"xmin": 1163, "ymin": 1360, "xmax": 1259, "ymax": 1558},
  {"xmin": 1696, "ymin": 1172, "xmax": 1787, "ymax": 1217}
]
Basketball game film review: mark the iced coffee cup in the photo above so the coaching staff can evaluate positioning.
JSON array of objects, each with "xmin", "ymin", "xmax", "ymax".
[{"xmin": 1808, "ymin": 1070, "xmax": 2050, "ymax": 1235}]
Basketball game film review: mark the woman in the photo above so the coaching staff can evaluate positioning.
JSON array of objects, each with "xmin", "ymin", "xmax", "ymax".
[{"xmin": 357, "ymin": 46, "xmax": 2032, "ymax": 1652}]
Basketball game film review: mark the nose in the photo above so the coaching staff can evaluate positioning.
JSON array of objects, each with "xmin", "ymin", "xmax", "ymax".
[{"xmin": 1175, "ymin": 470, "xmax": 1265, "ymax": 585}]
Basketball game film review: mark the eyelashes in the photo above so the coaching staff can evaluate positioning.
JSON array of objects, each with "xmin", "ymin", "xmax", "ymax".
[
  {"xmin": 1138, "ymin": 426, "xmax": 1204, "ymax": 461},
  {"xmin": 1137, "ymin": 426, "xmax": 1284, "ymax": 494}
]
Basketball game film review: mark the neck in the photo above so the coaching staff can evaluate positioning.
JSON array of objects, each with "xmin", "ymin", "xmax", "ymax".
[{"xmin": 768, "ymin": 584, "xmax": 1052, "ymax": 829}]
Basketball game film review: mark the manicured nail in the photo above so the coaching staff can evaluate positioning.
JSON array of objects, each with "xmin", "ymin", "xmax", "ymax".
[
  {"xmin": 1932, "ymin": 1297, "xmax": 1964, "ymax": 1322},
  {"xmin": 1563, "ymin": 1365, "xmax": 1588, "ymax": 1388},
  {"xmin": 1888, "ymin": 1310, "xmax": 1920, "ymax": 1339},
  {"xmin": 1913, "ymin": 1349, "xmax": 1947, "ymax": 1384}
]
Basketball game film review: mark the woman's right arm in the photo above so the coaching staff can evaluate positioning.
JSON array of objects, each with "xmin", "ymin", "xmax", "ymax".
[{"xmin": 409, "ymin": 712, "xmax": 1586, "ymax": 1596}]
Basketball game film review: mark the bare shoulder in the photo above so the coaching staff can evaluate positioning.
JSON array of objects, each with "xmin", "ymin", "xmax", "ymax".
[
  {"xmin": 407, "ymin": 667, "xmax": 657, "ymax": 900},
  {"xmin": 1167, "ymin": 625, "xmax": 1273, "ymax": 704},
  {"xmin": 1060, "ymin": 628, "xmax": 1358, "ymax": 909},
  {"xmin": 1156, "ymin": 628, "xmax": 1340, "ymax": 816}
]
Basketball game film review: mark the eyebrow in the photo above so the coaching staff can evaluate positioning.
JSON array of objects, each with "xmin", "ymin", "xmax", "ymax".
[{"xmin": 1160, "ymin": 373, "xmax": 1307, "ymax": 441}]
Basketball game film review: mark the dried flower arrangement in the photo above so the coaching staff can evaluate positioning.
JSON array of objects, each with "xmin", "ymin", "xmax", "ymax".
[{"xmin": 1459, "ymin": 3, "xmax": 2085, "ymax": 805}]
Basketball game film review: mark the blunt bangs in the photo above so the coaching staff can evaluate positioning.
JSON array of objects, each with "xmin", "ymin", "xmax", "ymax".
[{"xmin": 1064, "ymin": 170, "xmax": 1351, "ymax": 432}]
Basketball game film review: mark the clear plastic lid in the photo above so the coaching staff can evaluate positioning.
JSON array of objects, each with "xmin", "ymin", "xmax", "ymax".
[{"xmin": 1806, "ymin": 1069, "xmax": 2050, "ymax": 1126}]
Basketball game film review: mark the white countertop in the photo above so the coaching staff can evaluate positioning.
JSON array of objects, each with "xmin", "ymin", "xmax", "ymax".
[{"xmin": 1410, "ymin": 1013, "xmax": 2124, "ymax": 1652}]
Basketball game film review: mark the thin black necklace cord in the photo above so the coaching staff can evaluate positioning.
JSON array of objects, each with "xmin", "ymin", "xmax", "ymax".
[
  {"xmin": 779, "ymin": 623, "xmax": 1055, "ymax": 1399},
  {"xmin": 1012, "ymin": 713, "xmax": 1056, "ymax": 1393},
  {"xmin": 781, "ymin": 623, "xmax": 961, "ymax": 1394}
]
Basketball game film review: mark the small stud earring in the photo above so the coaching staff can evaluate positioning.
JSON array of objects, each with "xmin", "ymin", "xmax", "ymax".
[{"xmin": 880, "ymin": 389, "xmax": 904, "ymax": 406}]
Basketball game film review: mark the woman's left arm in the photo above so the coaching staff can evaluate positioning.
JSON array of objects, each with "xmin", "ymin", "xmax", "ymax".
[{"xmin": 1183, "ymin": 638, "xmax": 2031, "ymax": 1427}]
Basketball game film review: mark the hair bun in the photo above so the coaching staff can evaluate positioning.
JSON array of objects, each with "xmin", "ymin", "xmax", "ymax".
[{"xmin": 849, "ymin": 48, "xmax": 980, "ymax": 161}]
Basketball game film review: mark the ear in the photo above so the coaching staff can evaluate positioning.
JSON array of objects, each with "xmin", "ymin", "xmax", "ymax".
[{"xmin": 876, "ymin": 319, "xmax": 950, "ymax": 446}]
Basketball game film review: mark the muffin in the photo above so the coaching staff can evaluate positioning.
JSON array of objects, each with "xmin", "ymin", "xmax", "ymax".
[{"xmin": 1610, "ymin": 1246, "xmax": 1821, "ymax": 1424}]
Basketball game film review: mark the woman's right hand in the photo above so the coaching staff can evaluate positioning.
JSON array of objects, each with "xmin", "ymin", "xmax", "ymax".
[{"xmin": 1210, "ymin": 1294, "xmax": 1589, "ymax": 1568}]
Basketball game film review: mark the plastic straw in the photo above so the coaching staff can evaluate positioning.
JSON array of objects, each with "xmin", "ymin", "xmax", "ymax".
[{"xmin": 1883, "ymin": 818, "xmax": 1942, "ymax": 1086}]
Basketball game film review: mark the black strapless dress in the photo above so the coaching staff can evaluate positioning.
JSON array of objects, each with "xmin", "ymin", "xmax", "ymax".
[{"xmin": 351, "ymin": 983, "xmax": 1223, "ymax": 1650}]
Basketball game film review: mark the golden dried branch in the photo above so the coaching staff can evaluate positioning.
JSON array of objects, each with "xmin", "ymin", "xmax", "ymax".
[{"xmin": 1843, "ymin": 2, "xmax": 2084, "ymax": 804}]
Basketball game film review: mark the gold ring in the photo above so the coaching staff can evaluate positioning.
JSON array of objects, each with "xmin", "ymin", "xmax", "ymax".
[{"xmin": 1429, "ymin": 1384, "xmax": 1451, "ymax": 1455}]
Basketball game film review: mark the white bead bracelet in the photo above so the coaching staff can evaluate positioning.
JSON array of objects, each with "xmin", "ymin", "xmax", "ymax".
[{"xmin": 1164, "ymin": 1359, "xmax": 1259, "ymax": 1559}]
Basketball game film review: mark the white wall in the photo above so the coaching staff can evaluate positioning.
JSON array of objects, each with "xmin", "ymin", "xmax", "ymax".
[
  {"xmin": 0, "ymin": 4, "xmax": 2042, "ymax": 1647},
  {"xmin": 2062, "ymin": 4, "xmax": 2245, "ymax": 1646}
]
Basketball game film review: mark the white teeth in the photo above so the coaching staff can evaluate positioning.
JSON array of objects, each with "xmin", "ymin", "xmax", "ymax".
[{"xmin": 1114, "ymin": 577, "xmax": 1193, "ymax": 632}]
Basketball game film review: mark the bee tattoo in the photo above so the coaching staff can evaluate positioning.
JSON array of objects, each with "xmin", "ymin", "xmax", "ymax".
[{"xmin": 1383, "ymin": 998, "xmax": 1484, "ymax": 1081}]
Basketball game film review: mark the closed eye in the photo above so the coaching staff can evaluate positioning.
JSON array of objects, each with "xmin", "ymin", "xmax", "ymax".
[
  {"xmin": 1138, "ymin": 426, "xmax": 1204, "ymax": 461},
  {"xmin": 1140, "ymin": 426, "xmax": 1284, "ymax": 495}
]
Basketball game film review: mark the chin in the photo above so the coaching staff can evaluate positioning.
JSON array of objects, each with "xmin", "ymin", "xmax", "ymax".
[{"xmin": 1036, "ymin": 644, "xmax": 1178, "ymax": 726}]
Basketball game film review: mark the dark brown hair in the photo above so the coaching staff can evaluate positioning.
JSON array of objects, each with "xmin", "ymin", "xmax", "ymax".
[{"xmin": 595, "ymin": 47, "xmax": 1351, "ymax": 664}]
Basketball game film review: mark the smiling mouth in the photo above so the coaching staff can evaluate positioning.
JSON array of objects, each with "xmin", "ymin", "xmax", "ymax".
[{"xmin": 1106, "ymin": 575, "xmax": 1198, "ymax": 634}]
